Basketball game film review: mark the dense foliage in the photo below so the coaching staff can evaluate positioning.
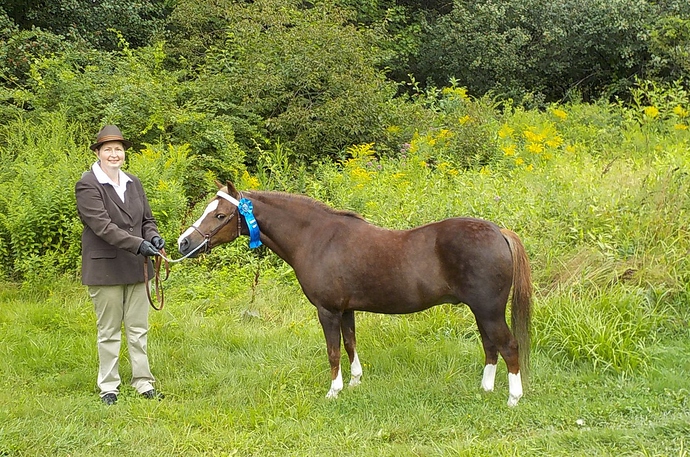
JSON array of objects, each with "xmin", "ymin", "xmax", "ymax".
[
  {"xmin": 1, "ymin": 0, "xmax": 170, "ymax": 50},
  {"xmin": 0, "ymin": 0, "xmax": 690, "ymax": 278},
  {"xmin": 0, "ymin": 0, "xmax": 688, "ymax": 283}
]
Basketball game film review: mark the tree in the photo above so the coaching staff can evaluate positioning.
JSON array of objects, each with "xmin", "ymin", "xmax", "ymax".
[
  {"xmin": 167, "ymin": 0, "xmax": 399, "ymax": 162},
  {"xmin": 2, "ymin": 0, "xmax": 170, "ymax": 50},
  {"xmin": 413, "ymin": 0, "xmax": 654, "ymax": 102}
]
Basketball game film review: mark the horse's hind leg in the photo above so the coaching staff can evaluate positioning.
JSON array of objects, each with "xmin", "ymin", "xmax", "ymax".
[
  {"xmin": 341, "ymin": 310, "xmax": 362, "ymax": 387},
  {"xmin": 317, "ymin": 306, "xmax": 344, "ymax": 398},
  {"xmin": 475, "ymin": 313, "xmax": 522, "ymax": 406},
  {"xmin": 475, "ymin": 319, "xmax": 499, "ymax": 392}
]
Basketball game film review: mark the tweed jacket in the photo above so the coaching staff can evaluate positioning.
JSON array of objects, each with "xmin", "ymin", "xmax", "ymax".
[{"xmin": 75, "ymin": 169, "xmax": 159, "ymax": 285}]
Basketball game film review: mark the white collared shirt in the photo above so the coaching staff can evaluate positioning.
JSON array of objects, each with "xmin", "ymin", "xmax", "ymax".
[{"xmin": 92, "ymin": 161, "xmax": 132, "ymax": 203}]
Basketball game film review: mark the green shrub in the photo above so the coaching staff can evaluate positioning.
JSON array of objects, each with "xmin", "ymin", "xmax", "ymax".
[
  {"xmin": 167, "ymin": 0, "xmax": 399, "ymax": 163},
  {"xmin": 24, "ymin": 37, "xmax": 246, "ymax": 195},
  {"xmin": 416, "ymin": 0, "xmax": 653, "ymax": 102}
]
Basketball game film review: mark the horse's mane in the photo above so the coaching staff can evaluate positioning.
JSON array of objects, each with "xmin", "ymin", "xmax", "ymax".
[{"xmin": 249, "ymin": 190, "xmax": 366, "ymax": 221}]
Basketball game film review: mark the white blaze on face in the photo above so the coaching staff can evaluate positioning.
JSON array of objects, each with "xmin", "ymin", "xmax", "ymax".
[{"xmin": 177, "ymin": 199, "xmax": 220, "ymax": 247}]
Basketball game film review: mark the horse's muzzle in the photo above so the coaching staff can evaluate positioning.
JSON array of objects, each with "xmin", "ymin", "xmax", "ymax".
[{"xmin": 178, "ymin": 236, "xmax": 204, "ymax": 258}]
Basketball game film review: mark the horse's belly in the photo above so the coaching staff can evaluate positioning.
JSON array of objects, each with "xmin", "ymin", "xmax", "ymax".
[{"xmin": 346, "ymin": 279, "xmax": 460, "ymax": 314}]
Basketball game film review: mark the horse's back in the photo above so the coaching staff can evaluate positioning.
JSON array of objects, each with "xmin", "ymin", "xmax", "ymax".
[{"xmin": 298, "ymin": 216, "xmax": 513, "ymax": 314}]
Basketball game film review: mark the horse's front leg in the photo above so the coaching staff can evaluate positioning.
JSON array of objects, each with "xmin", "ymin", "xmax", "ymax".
[
  {"xmin": 317, "ymin": 306, "xmax": 343, "ymax": 398},
  {"xmin": 341, "ymin": 310, "xmax": 362, "ymax": 387}
]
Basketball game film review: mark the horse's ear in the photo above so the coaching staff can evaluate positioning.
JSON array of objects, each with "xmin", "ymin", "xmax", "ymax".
[
  {"xmin": 226, "ymin": 181, "xmax": 239, "ymax": 198},
  {"xmin": 215, "ymin": 180, "xmax": 223, "ymax": 189}
]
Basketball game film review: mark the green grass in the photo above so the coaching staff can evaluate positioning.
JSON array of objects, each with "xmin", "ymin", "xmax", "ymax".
[{"xmin": 0, "ymin": 276, "xmax": 688, "ymax": 456}]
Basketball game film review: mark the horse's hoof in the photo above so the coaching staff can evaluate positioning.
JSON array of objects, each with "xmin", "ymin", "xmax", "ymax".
[
  {"xmin": 507, "ymin": 394, "xmax": 522, "ymax": 407},
  {"xmin": 349, "ymin": 375, "xmax": 362, "ymax": 387},
  {"xmin": 325, "ymin": 389, "xmax": 340, "ymax": 399}
]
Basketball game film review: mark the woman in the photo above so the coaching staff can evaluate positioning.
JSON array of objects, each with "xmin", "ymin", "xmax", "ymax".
[{"xmin": 75, "ymin": 125, "xmax": 165, "ymax": 405}]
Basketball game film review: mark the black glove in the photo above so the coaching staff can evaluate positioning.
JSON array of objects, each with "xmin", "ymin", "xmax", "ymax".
[
  {"xmin": 151, "ymin": 236, "xmax": 165, "ymax": 250},
  {"xmin": 138, "ymin": 240, "xmax": 159, "ymax": 257}
]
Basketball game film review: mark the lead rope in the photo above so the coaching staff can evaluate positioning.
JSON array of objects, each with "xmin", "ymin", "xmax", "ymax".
[
  {"xmin": 144, "ymin": 192, "xmax": 250, "ymax": 311},
  {"xmin": 144, "ymin": 239, "xmax": 209, "ymax": 310},
  {"xmin": 144, "ymin": 248, "xmax": 170, "ymax": 311}
]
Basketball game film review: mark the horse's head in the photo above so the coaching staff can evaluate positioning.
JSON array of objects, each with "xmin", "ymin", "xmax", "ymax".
[{"xmin": 177, "ymin": 181, "xmax": 243, "ymax": 257}]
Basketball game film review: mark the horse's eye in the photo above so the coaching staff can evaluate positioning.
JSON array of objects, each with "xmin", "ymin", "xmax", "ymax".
[{"xmin": 216, "ymin": 214, "xmax": 226, "ymax": 220}]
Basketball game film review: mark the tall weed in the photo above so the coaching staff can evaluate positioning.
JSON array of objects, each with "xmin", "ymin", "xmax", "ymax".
[
  {"xmin": 0, "ymin": 112, "xmax": 89, "ymax": 281},
  {"xmin": 534, "ymin": 283, "xmax": 671, "ymax": 373}
]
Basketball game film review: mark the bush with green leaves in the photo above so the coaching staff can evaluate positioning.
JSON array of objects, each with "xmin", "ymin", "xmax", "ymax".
[
  {"xmin": 415, "ymin": 0, "xmax": 654, "ymax": 102},
  {"xmin": 167, "ymin": 0, "xmax": 400, "ymax": 163},
  {"xmin": 0, "ymin": 113, "xmax": 90, "ymax": 280},
  {"xmin": 22, "ymin": 37, "xmax": 247, "ymax": 194},
  {"xmin": 2, "ymin": 0, "xmax": 169, "ymax": 51}
]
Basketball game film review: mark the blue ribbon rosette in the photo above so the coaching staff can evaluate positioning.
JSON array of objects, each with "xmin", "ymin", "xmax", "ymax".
[{"xmin": 238, "ymin": 198, "xmax": 262, "ymax": 249}]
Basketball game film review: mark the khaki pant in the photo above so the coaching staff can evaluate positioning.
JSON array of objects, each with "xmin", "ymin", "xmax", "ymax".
[{"xmin": 88, "ymin": 282, "xmax": 155, "ymax": 397}]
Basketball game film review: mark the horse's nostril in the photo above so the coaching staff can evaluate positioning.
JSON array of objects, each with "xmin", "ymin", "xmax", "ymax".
[{"xmin": 180, "ymin": 238, "xmax": 188, "ymax": 250}]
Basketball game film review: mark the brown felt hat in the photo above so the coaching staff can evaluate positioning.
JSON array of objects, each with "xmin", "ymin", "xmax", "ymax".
[{"xmin": 90, "ymin": 125, "xmax": 132, "ymax": 151}]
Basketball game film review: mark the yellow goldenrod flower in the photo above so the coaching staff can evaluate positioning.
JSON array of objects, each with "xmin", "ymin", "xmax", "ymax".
[
  {"xmin": 673, "ymin": 105, "xmax": 688, "ymax": 118},
  {"xmin": 552, "ymin": 108, "xmax": 568, "ymax": 120},
  {"xmin": 525, "ymin": 164, "xmax": 534, "ymax": 171},
  {"xmin": 502, "ymin": 144, "xmax": 516, "ymax": 156},
  {"xmin": 674, "ymin": 123, "xmax": 688, "ymax": 130},
  {"xmin": 644, "ymin": 106, "xmax": 660, "ymax": 118},
  {"xmin": 546, "ymin": 136, "xmax": 564, "ymax": 148},
  {"xmin": 524, "ymin": 130, "xmax": 545, "ymax": 143},
  {"xmin": 527, "ymin": 142, "xmax": 544, "ymax": 154},
  {"xmin": 515, "ymin": 157, "xmax": 524, "ymax": 166},
  {"xmin": 438, "ymin": 129, "xmax": 453, "ymax": 140},
  {"xmin": 443, "ymin": 86, "xmax": 469, "ymax": 100},
  {"xmin": 242, "ymin": 170, "xmax": 260, "ymax": 189},
  {"xmin": 350, "ymin": 167, "xmax": 372, "ymax": 182},
  {"xmin": 347, "ymin": 142, "xmax": 376, "ymax": 159},
  {"xmin": 459, "ymin": 115, "xmax": 472, "ymax": 125},
  {"xmin": 497, "ymin": 124, "xmax": 514, "ymax": 139}
]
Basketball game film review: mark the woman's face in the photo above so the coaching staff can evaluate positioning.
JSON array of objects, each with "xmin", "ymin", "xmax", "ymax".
[{"xmin": 97, "ymin": 141, "xmax": 126, "ymax": 174}]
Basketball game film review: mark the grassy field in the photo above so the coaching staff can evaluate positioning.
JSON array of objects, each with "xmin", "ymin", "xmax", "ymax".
[
  {"xmin": 2, "ymin": 96, "xmax": 690, "ymax": 455},
  {"xmin": 0, "ymin": 268, "xmax": 688, "ymax": 456}
]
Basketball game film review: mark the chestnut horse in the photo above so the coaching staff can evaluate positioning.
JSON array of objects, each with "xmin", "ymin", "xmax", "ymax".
[{"xmin": 178, "ymin": 182, "xmax": 532, "ymax": 406}]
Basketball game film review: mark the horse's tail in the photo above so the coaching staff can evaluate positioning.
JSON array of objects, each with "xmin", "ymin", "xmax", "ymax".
[{"xmin": 500, "ymin": 228, "xmax": 532, "ymax": 379}]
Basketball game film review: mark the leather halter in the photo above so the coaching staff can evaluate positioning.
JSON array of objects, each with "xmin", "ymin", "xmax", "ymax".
[{"xmin": 190, "ymin": 193, "xmax": 244, "ymax": 254}]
